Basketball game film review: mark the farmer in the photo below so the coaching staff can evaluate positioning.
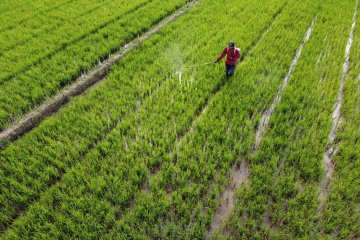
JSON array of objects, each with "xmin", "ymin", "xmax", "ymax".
[{"xmin": 214, "ymin": 41, "xmax": 241, "ymax": 79}]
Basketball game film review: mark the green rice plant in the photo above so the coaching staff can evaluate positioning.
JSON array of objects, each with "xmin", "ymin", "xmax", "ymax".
[
  {"xmin": 0, "ymin": 0, "xmax": 130, "ymax": 53},
  {"xmin": 0, "ymin": 0, "xmax": 72, "ymax": 32},
  {"xmin": 102, "ymin": 0, "xmax": 327, "ymax": 238},
  {"xmin": 0, "ymin": 0, "xmax": 186, "ymax": 130},
  {"xmin": 225, "ymin": 0, "xmax": 357, "ymax": 238},
  {"xmin": 320, "ymin": 2, "xmax": 360, "ymax": 238},
  {"xmin": 1, "ymin": 0, "xmax": 287, "ymax": 238}
]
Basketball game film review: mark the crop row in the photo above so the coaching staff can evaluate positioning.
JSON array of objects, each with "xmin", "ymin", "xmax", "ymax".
[
  {"xmin": 0, "ymin": 0, "xmax": 135, "ymax": 54},
  {"xmin": 0, "ymin": 0, "xmax": 148, "ymax": 84},
  {"xmin": 321, "ymin": 2, "xmax": 359, "ymax": 238},
  {"xmin": 0, "ymin": 0, "xmax": 191, "ymax": 231},
  {"xmin": 0, "ymin": 0, "xmax": 288, "ymax": 237},
  {"xmin": 223, "ymin": 0, "xmax": 358, "ymax": 239},
  {"xmin": 0, "ymin": 0, "xmax": 73, "ymax": 32},
  {"xmin": 0, "ymin": 0, "xmax": 187, "ymax": 130}
]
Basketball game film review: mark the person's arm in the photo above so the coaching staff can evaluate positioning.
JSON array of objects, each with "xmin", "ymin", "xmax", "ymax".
[{"xmin": 215, "ymin": 48, "xmax": 227, "ymax": 62}]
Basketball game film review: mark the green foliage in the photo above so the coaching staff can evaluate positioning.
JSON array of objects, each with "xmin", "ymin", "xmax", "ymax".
[
  {"xmin": 0, "ymin": 0, "xmax": 188, "ymax": 130},
  {"xmin": 1, "ymin": 0, "xmax": 359, "ymax": 238}
]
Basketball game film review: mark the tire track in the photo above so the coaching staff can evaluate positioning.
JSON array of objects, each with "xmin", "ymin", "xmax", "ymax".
[
  {"xmin": 0, "ymin": 0, "xmax": 199, "ymax": 145},
  {"xmin": 207, "ymin": 17, "xmax": 316, "ymax": 238},
  {"xmin": 255, "ymin": 19, "xmax": 315, "ymax": 150},
  {"xmin": 206, "ymin": 161, "xmax": 250, "ymax": 239},
  {"xmin": 316, "ymin": 0, "xmax": 358, "ymax": 215}
]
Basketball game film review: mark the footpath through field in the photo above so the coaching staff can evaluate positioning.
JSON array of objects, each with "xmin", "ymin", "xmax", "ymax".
[
  {"xmin": 0, "ymin": 0, "xmax": 149, "ymax": 83},
  {"xmin": 0, "ymin": 0, "xmax": 286, "ymax": 237},
  {"xmin": 316, "ymin": 0, "xmax": 358, "ymax": 215},
  {"xmin": 208, "ymin": 15, "xmax": 316, "ymax": 239},
  {"xmin": 0, "ymin": 0, "xmax": 199, "ymax": 233}
]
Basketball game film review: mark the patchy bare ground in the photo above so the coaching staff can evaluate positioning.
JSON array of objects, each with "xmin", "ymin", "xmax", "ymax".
[
  {"xmin": 206, "ymin": 161, "xmax": 250, "ymax": 239},
  {"xmin": 0, "ymin": 0, "xmax": 201, "ymax": 145}
]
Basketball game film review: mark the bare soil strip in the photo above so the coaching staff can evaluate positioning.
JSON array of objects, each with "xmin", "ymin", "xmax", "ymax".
[
  {"xmin": 0, "ymin": 0, "xmax": 200, "ymax": 145},
  {"xmin": 316, "ymin": 0, "xmax": 358, "ymax": 214},
  {"xmin": 207, "ymin": 17, "xmax": 316, "ymax": 238},
  {"xmin": 206, "ymin": 161, "xmax": 250, "ymax": 238}
]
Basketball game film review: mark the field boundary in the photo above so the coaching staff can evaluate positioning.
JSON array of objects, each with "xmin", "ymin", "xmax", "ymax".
[{"xmin": 0, "ymin": 0, "xmax": 200, "ymax": 146}]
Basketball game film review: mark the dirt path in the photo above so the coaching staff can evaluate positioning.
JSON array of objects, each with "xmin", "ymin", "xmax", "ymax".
[
  {"xmin": 0, "ymin": 0, "xmax": 200, "ymax": 145},
  {"xmin": 316, "ymin": 0, "xmax": 358, "ymax": 214}
]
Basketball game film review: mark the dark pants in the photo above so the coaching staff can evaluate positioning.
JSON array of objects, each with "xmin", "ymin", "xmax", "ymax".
[{"xmin": 225, "ymin": 63, "xmax": 236, "ymax": 77}]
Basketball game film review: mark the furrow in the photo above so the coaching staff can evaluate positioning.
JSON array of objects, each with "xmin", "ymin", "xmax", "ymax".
[{"xmin": 255, "ymin": 19, "xmax": 315, "ymax": 150}]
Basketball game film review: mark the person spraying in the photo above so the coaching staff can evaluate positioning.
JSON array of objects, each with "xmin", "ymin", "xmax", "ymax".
[{"xmin": 214, "ymin": 41, "xmax": 241, "ymax": 79}]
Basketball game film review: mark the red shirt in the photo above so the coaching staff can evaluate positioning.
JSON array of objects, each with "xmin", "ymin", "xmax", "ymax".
[{"xmin": 216, "ymin": 47, "xmax": 240, "ymax": 65}]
